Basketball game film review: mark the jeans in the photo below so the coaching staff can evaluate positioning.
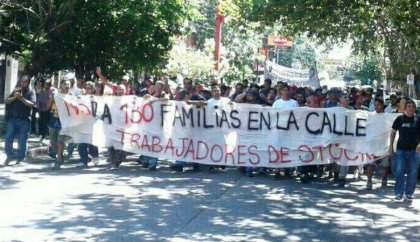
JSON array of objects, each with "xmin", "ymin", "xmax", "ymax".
[
  {"xmin": 142, "ymin": 155, "xmax": 158, "ymax": 168},
  {"xmin": 78, "ymin": 143, "xmax": 99, "ymax": 165},
  {"xmin": 393, "ymin": 150, "xmax": 420, "ymax": 197},
  {"xmin": 67, "ymin": 143, "xmax": 75, "ymax": 156},
  {"xmin": 5, "ymin": 118, "xmax": 30, "ymax": 160}
]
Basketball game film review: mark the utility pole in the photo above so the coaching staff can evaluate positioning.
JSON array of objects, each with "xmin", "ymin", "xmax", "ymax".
[{"xmin": 214, "ymin": 1, "xmax": 224, "ymax": 74}]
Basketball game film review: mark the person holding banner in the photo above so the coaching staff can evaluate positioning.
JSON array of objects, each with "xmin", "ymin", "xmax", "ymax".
[
  {"xmin": 76, "ymin": 81, "xmax": 99, "ymax": 168},
  {"xmin": 48, "ymin": 79, "xmax": 71, "ymax": 170},
  {"xmin": 272, "ymin": 84, "xmax": 298, "ymax": 179},
  {"xmin": 139, "ymin": 80, "xmax": 170, "ymax": 171},
  {"xmin": 171, "ymin": 78, "xmax": 205, "ymax": 172},
  {"xmin": 365, "ymin": 98, "xmax": 387, "ymax": 190},
  {"xmin": 108, "ymin": 84, "xmax": 130, "ymax": 170},
  {"xmin": 204, "ymin": 84, "xmax": 231, "ymax": 173},
  {"xmin": 389, "ymin": 99, "xmax": 420, "ymax": 202}
]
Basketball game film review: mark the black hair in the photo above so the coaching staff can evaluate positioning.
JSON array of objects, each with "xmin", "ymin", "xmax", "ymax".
[
  {"xmin": 405, "ymin": 98, "xmax": 416, "ymax": 107},
  {"xmin": 374, "ymin": 98, "xmax": 385, "ymax": 106}
]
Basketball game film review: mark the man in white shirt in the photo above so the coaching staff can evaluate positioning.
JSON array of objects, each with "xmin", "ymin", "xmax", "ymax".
[
  {"xmin": 272, "ymin": 84, "xmax": 298, "ymax": 179},
  {"xmin": 68, "ymin": 77, "xmax": 84, "ymax": 96},
  {"xmin": 207, "ymin": 85, "xmax": 231, "ymax": 108},
  {"xmin": 385, "ymin": 94, "xmax": 398, "ymax": 113},
  {"xmin": 272, "ymin": 85, "xmax": 298, "ymax": 109}
]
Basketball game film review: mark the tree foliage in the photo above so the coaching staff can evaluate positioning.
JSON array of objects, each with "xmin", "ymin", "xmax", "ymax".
[
  {"xmin": 345, "ymin": 52, "xmax": 384, "ymax": 85},
  {"xmin": 234, "ymin": 0, "xmax": 419, "ymax": 83},
  {"xmin": 164, "ymin": 41, "xmax": 214, "ymax": 80},
  {"xmin": 0, "ymin": 0, "xmax": 187, "ymax": 78}
]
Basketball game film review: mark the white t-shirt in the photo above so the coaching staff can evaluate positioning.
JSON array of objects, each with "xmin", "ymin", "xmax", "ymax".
[
  {"xmin": 272, "ymin": 98, "xmax": 298, "ymax": 110},
  {"xmin": 69, "ymin": 87, "xmax": 83, "ymax": 96},
  {"xmin": 207, "ymin": 97, "xmax": 231, "ymax": 108},
  {"xmin": 385, "ymin": 104, "xmax": 396, "ymax": 113}
]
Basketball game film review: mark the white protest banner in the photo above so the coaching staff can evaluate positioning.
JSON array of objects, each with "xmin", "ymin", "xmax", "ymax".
[
  {"xmin": 55, "ymin": 93, "xmax": 399, "ymax": 168},
  {"xmin": 265, "ymin": 60, "xmax": 320, "ymax": 88}
]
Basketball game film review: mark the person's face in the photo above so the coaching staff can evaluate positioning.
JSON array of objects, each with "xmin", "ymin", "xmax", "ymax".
[
  {"xmin": 390, "ymin": 97, "xmax": 397, "ymax": 105},
  {"xmin": 296, "ymin": 94, "xmax": 305, "ymax": 105},
  {"xmin": 212, "ymin": 87, "xmax": 221, "ymax": 99},
  {"xmin": 155, "ymin": 84, "xmax": 164, "ymax": 95},
  {"xmin": 61, "ymin": 81, "xmax": 70, "ymax": 93},
  {"xmin": 340, "ymin": 96, "xmax": 349, "ymax": 107},
  {"xmin": 183, "ymin": 80, "xmax": 192, "ymax": 91},
  {"xmin": 365, "ymin": 93, "xmax": 372, "ymax": 101},
  {"xmin": 307, "ymin": 96, "xmax": 315, "ymax": 107},
  {"xmin": 374, "ymin": 101, "xmax": 384, "ymax": 113},
  {"xmin": 117, "ymin": 87, "xmax": 125, "ymax": 96},
  {"xmin": 263, "ymin": 82, "xmax": 271, "ymax": 89},
  {"xmin": 267, "ymin": 89, "xmax": 276, "ymax": 101},
  {"xmin": 235, "ymin": 85, "xmax": 244, "ymax": 94},
  {"xmin": 399, "ymin": 99, "xmax": 407, "ymax": 112},
  {"xmin": 44, "ymin": 83, "xmax": 51, "ymax": 90},
  {"xmin": 84, "ymin": 85, "xmax": 94, "ymax": 95},
  {"xmin": 281, "ymin": 87, "xmax": 290, "ymax": 98},
  {"xmin": 36, "ymin": 80, "xmax": 43, "ymax": 88},
  {"xmin": 246, "ymin": 93, "xmax": 256, "ymax": 103},
  {"xmin": 405, "ymin": 103, "xmax": 416, "ymax": 116},
  {"xmin": 77, "ymin": 80, "xmax": 83, "ymax": 88},
  {"xmin": 355, "ymin": 96, "xmax": 363, "ymax": 105},
  {"xmin": 20, "ymin": 80, "xmax": 30, "ymax": 90},
  {"xmin": 147, "ymin": 85, "xmax": 155, "ymax": 95}
]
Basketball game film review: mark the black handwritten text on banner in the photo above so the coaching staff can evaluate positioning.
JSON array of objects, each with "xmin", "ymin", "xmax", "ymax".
[{"xmin": 55, "ymin": 94, "xmax": 399, "ymax": 168}]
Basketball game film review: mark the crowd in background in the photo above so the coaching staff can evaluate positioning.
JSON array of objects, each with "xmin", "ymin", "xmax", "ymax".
[{"xmin": 3, "ymin": 69, "xmax": 420, "ymax": 202}]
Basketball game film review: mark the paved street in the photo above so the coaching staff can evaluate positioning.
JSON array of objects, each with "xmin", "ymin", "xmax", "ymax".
[{"xmin": 0, "ymin": 151, "xmax": 419, "ymax": 242}]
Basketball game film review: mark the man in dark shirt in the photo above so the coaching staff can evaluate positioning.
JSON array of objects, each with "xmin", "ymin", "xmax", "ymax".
[
  {"xmin": 4, "ymin": 76, "xmax": 36, "ymax": 165},
  {"xmin": 389, "ymin": 99, "xmax": 420, "ymax": 202}
]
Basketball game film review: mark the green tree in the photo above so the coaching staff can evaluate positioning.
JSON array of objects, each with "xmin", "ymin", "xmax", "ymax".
[
  {"xmin": 0, "ymin": 0, "xmax": 187, "ymax": 78},
  {"xmin": 345, "ymin": 52, "xmax": 384, "ymax": 85},
  {"xmin": 164, "ymin": 42, "xmax": 214, "ymax": 79}
]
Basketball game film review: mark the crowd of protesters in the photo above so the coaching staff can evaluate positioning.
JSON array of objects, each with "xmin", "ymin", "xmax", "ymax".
[{"xmin": 3, "ymin": 69, "xmax": 420, "ymax": 202}]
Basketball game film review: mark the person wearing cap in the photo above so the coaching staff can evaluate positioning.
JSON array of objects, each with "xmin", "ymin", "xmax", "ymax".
[
  {"xmin": 389, "ymin": 99, "xmax": 420, "ymax": 202},
  {"xmin": 385, "ymin": 94, "xmax": 398, "ymax": 113}
]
